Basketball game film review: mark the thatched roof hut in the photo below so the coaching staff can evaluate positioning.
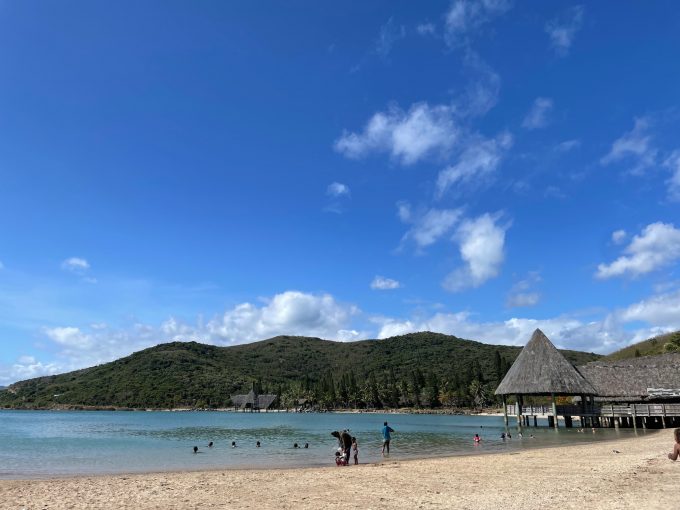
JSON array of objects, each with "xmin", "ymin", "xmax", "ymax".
[
  {"xmin": 578, "ymin": 353, "xmax": 680, "ymax": 402},
  {"xmin": 495, "ymin": 329, "xmax": 596, "ymax": 396},
  {"xmin": 231, "ymin": 389, "xmax": 278, "ymax": 410}
]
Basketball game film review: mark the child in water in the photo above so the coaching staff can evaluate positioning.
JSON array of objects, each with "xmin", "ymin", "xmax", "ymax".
[
  {"xmin": 352, "ymin": 437, "xmax": 359, "ymax": 465},
  {"xmin": 669, "ymin": 428, "xmax": 680, "ymax": 461},
  {"xmin": 474, "ymin": 434, "xmax": 481, "ymax": 443}
]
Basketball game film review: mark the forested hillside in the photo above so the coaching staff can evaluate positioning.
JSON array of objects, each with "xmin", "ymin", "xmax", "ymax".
[{"xmin": 0, "ymin": 332, "xmax": 600, "ymax": 410}]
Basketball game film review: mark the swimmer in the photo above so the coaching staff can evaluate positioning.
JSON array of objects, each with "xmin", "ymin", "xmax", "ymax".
[
  {"xmin": 293, "ymin": 443, "xmax": 299, "ymax": 448},
  {"xmin": 256, "ymin": 441, "xmax": 261, "ymax": 448},
  {"xmin": 304, "ymin": 443, "xmax": 309, "ymax": 449},
  {"xmin": 208, "ymin": 441, "xmax": 214, "ymax": 448},
  {"xmin": 231, "ymin": 441, "xmax": 237, "ymax": 448},
  {"xmin": 193, "ymin": 446, "xmax": 198, "ymax": 454}
]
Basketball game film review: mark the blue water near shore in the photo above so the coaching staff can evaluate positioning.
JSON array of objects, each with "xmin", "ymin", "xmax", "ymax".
[{"xmin": 0, "ymin": 410, "xmax": 641, "ymax": 478}]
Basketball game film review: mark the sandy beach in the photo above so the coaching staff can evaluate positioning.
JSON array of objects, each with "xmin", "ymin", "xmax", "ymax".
[{"xmin": 1, "ymin": 430, "xmax": 677, "ymax": 510}]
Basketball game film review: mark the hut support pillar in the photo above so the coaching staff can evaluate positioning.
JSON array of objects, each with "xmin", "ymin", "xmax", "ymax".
[
  {"xmin": 516, "ymin": 395, "xmax": 522, "ymax": 431},
  {"xmin": 662, "ymin": 405, "xmax": 667, "ymax": 428},
  {"xmin": 502, "ymin": 395, "xmax": 508, "ymax": 428},
  {"xmin": 533, "ymin": 415, "xmax": 538, "ymax": 427},
  {"xmin": 551, "ymin": 393, "xmax": 558, "ymax": 429}
]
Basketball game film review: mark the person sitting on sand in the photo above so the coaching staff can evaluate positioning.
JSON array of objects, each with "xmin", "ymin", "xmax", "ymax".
[
  {"xmin": 668, "ymin": 428, "xmax": 680, "ymax": 461},
  {"xmin": 352, "ymin": 437, "xmax": 359, "ymax": 465}
]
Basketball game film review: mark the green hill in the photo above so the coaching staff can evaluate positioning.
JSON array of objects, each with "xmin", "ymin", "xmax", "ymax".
[
  {"xmin": 0, "ymin": 332, "xmax": 601, "ymax": 410},
  {"xmin": 603, "ymin": 331, "xmax": 680, "ymax": 361}
]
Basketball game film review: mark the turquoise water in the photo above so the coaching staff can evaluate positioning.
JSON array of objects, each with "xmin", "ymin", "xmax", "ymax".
[{"xmin": 0, "ymin": 410, "xmax": 641, "ymax": 478}]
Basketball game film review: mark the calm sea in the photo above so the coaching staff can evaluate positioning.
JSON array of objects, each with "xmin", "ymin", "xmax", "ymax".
[{"xmin": 0, "ymin": 410, "xmax": 641, "ymax": 478}]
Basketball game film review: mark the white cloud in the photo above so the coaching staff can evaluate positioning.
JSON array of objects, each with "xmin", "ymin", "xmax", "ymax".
[
  {"xmin": 600, "ymin": 117, "xmax": 657, "ymax": 175},
  {"xmin": 506, "ymin": 293, "xmax": 540, "ymax": 308},
  {"xmin": 555, "ymin": 139, "xmax": 581, "ymax": 152},
  {"xmin": 326, "ymin": 182, "xmax": 350, "ymax": 197},
  {"xmin": 436, "ymin": 132, "xmax": 512, "ymax": 197},
  {"xmin": 371, "ymin": 276, "xmax": 401, "ymax": 290},
  {"xmin": 596, "ymin": 222, "xmax": 680, "ymax": 279},
  {"xmin": 373, "ymin": 287, "xmax": 680, "ymax": 354},
  {"xmin": 61, "ymin": 257, "xmax": 90, "ymax": 273},
  {"xmin": 0, "ymin": 291, "xmax": 363, "ymax": 385},
  {"xmin": 619, "ymin": 290, "xmax": 680, "ymax": 327},
  {"xmin": 334, "ymin": 102, "xmax": 458, "ymax": 165},
  {"xmin": 396, "ymin": 201, "xmax": 412, "ymax": 223},
  {"xmin": 663, "ymin": 150, "xmax": 680, "ymax": 201},
  {"xmin": 507, "ymin": 271, "xmax": 542, "ymax": 308},
  {"xmin": 401, "ymin": 207, "xmax": 463, "ymax": 249},
  {"xmin": 44, "ymin": 326, "xmax": 93, "ymax": 348},
  {"xmin": 522, "ymin": 97, "xmax": 553, "ymax": 130},
  {"xmin": 416, "ymin": 22, "xmax": 436, "ymax": 36},
  {"xmin": 545, "ymin": 5, "xmax": 584, "ymax": 56},
  {"xmin": 205, "ymin": 291, "xmax": 359, "ymax": 343},
  {"xmin": 443, "ymin": 213, "xmax": 509, "ymax": 291},
  {"xmin": 445, "ymin": 0, "xmax": 511, "ymax": 47},
  {"xmin": 455, "ymin": 51, "xmax": 501, "ymax": 118},
  {"xmin": 375, "ymin": 17, "xmax": 406, "ymax": 57},
  {"xmin": 611, "ymin": 229, "xmax": 627, "ymax": 244}
]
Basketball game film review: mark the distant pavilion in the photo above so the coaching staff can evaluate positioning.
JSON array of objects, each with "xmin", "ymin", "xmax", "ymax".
[{"xmin": 231, "ymin": 388, "xmax": 278, "ymax": 412}]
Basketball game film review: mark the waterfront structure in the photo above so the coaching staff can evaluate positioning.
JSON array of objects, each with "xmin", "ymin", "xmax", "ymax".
[
  {"xmin": 496, "ymin": 329, "xmax": 680, "ymax": 429},
  {"xmin": 231, "ymin": 388, "xmax": 278, "ymax": 412}
]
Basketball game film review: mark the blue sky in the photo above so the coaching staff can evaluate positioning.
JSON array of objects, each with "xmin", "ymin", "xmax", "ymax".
[{"xmin": 2, "ymin": 1, "xmax": 680, "ymax": 384}]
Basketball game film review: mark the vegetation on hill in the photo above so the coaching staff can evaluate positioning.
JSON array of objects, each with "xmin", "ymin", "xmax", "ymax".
[
  {"xmin": 603, "ymin": 331, "xmax": 680, "ymax": 361},
  {"xmin": 0, "ymin": 332, "xmax": 600, "ymax": 410}
]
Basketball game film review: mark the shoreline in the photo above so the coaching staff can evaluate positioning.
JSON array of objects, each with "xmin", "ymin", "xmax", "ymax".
[{"xmin": 2, "ymin": 430, "xmax": 677, "ymax": 509}]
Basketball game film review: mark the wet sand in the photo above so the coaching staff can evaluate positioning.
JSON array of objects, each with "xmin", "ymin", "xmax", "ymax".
[{"xmin": 1, "ymin": 430, "xmax": 677, "ymax": 509}]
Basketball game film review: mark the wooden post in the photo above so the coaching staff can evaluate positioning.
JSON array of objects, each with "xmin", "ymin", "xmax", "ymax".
[
  {"xmin": 662, "ymin": 404, "xmax": 667, "ymax": 428},
  {"xmin": 632, "ymin": 405, "xmax": 637, "ymax": 431},
  {"xmin": 502, "ymin": 395, "xmax": 509, "ymax": 428},
  {"xmin": 516, "ymin": 395, "xmax": 522, "ymax": 431},
  {"xmin": 551, "ymin": 393, "xmax": 558, "ymax": 429}
]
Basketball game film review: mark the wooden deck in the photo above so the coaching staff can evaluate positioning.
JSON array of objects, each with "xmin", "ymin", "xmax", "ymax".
[
  {"xmin": 506, "ymin": 403, "xmax": 680, "ymax": 418},
  {"xmin": 504, "ymin": 403, "xmax": 680, "ymax": 429}
]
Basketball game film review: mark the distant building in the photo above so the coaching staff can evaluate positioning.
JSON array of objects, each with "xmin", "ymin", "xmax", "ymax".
[{"xmin": 231, "ymin": 389, "xmax": 278, "ymax": 412}]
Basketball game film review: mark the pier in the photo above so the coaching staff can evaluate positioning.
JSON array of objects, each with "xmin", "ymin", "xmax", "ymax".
[{"xmin": 505, "ymin": 403, "xmax": 680, "ymax": 429}]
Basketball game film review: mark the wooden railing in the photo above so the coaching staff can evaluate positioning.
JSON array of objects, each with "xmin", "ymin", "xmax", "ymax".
[{"xmin": 505, "ymin": 403, "xmax": 680, "ymax": 418}]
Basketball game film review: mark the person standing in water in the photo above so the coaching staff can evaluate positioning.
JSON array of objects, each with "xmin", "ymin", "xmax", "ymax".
[{"xmin": 381, "ymin": 422, "xmax": 395, "ymax": 455}]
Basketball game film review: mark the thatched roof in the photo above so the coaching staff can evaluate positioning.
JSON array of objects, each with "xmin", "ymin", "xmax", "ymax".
[
  {"xmin": 578, "ymin": 352, "xmax": 680, "ymax": 401},
  {"xmin": 495, "ymin": 329, "xmax": 597, "ymax": 396},
  {"xmin": 231, "ymin": 390, "xmax": 278, "ymax": 409}
]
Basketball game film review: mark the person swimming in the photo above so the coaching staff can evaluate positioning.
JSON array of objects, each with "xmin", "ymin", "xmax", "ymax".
[
  {"xmin": 474, "ymin": 434, "xmax": 481, "ymax": 443},
  {"xmin": 208, "ymin": 441, "xmax": 214, "ymax": 448},
  {"xmin": 304, "ymin": 443, "xmax": 309, "ymax": 449},
  {"xmin": 256, "ymin": 441, "xmax": 261, "ymax": 447},
  {"xmin": 193, "ymin": 446, "xmax": 198, "ymax": 454},
  {"xmin": 231, "ymin": 441, "xmax": 237, "ymax": 448},
  {"xmin": 293, "ymin": 443, "xmax": 299, "ymax": 448}
]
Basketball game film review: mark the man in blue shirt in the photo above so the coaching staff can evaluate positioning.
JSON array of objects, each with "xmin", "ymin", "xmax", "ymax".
[{"xmin": 381, "ymin": 421, "xmax": 395, "ymax": 455}]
